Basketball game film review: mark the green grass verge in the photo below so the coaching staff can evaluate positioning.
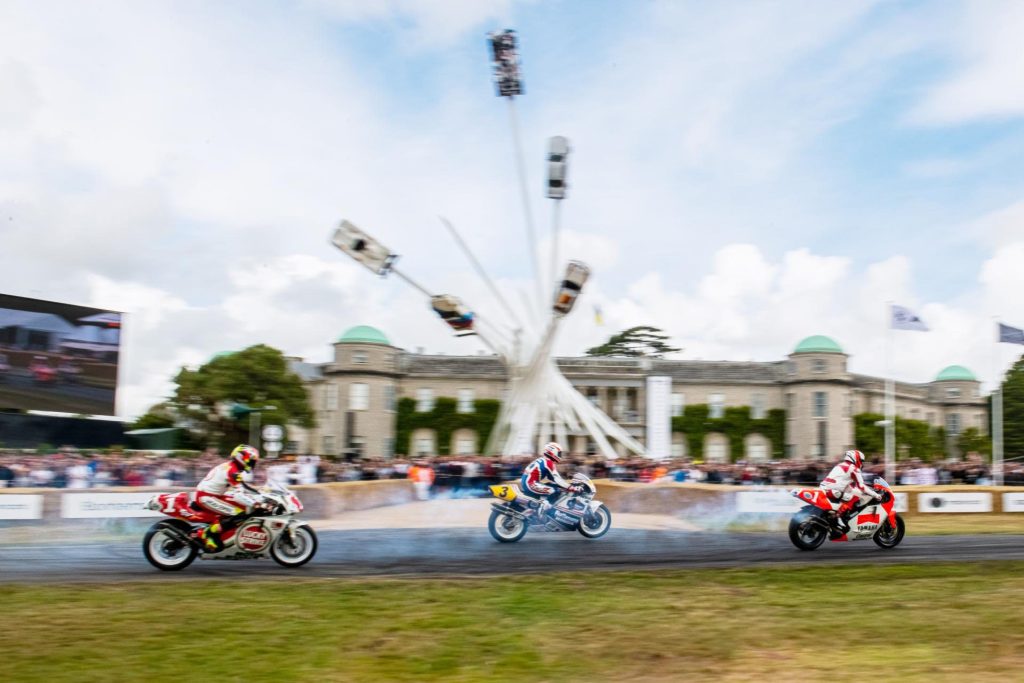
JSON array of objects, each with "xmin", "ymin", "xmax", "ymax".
[{"xmin": 2, "ymin": 563, "xmax": 1024, "ymax": 682}]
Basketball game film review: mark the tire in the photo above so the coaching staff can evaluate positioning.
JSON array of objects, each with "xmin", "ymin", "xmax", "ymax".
[
  {"xmin": 873, "ymin": 514, "xmax": 906, "ymax": 549},
  {"xmin": 788, "ymin": 510, "xmax": 828, "ymax": 551},
  {"xmin": 143, "ymin": 521, "xmax": 198, "ymax": 571},
  {"xmin": 488, "ymin": 509, "xmax": 528, "ymax": 543},
  {"xmin": 270, "ymin": 524, "xmax": 318, "ymax": 567},
  {"xmin": 578, "ymin": 504, "xmax": 612, "ymax": 539}
]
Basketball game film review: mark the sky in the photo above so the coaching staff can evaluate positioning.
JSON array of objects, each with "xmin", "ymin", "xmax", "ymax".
[{"xmin": 2, "ymin": 0, "xmax": 1024, "ymax": 418}]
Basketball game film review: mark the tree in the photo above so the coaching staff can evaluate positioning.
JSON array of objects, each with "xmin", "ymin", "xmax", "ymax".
[
  {"xmin": 140, "ymin": 344, "xmax": 315, "ymax": 450},
  {"xmin": 1003, "ymin": 353, "xmax": 1024, "ymax": 458},
  {"xmin": 585, "ymin": 326, "xmax": 680, "ymax": 358},
  {"xmin": 956, "ymin": 427, "xmax": 990, "ymax": 457},
  {"xmin": 854, "ymin": 413, "xmax": 944, "ymax": 461}
]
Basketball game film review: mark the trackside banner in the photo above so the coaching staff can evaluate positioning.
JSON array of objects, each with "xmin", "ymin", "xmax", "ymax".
[
  {"xmin": 1002, "ymin": 493, "xmax": 1024, "ymax": 513},
  {"xmin": 61, "ymin": 493, "xmax": 164, "ymax": 519},
  {"xmin": 736, "ymin": 490, "xmax": 908, "ymax": 514},
  {"xmin": 917, "ymin": 492, "xmax": 992, "ymax": 513},
  {"xmin": 0, "ymin": 495, "xmax": 44, "ymax": 520}
]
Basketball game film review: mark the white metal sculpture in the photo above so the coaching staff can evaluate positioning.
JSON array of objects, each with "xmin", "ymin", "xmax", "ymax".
[{"xmin": 330, "ymin": 30, "xmax": 647, "ymax": 459}]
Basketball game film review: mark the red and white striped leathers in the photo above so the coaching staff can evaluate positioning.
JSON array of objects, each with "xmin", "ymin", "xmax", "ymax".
[
  {"xmin": 194, "ymin": 461, "xmax": 257, "ymax": 517},
  {"xmin": 820, "ymin": 461, "xmax": 876, "ymax": 513}
]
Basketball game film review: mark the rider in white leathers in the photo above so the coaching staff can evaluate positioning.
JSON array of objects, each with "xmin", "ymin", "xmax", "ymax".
[{"xmin": 819, "ymin": 450, "xmax": 882, "ymax": 532}]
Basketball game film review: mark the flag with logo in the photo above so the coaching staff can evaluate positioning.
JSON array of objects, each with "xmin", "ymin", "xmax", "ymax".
[
  {"xmin": 891, "ymin": 304, "xmax": 928, "ymax": 331},
  {"xmin": 999, "ymin": 322, "xmax": 1024, "ymax": 345},
  {"xmin": 594, "ymin": 304, "xmax": 604, "ymax": 326}
]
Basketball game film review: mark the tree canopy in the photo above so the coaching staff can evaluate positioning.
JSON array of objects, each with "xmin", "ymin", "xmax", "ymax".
[
  {"xmin": 137, "ymin": 344, "xmax": 314, "ymax": 450},
  {"xmin": 1002, "ymin": 353, "xmax": 1024, "ymax": 458},
  {"xmin": 585, "ymin": 326, "xmax": 680, "ymax": 358},
  {"xmin": 854, "ymin": 413, "xmax": 945, "ymax": 461}
]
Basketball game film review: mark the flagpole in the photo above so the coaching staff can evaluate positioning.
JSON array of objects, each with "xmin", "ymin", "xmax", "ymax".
[
  {"xmin": 885, "ymin": 302, "xmax": 896, "ymax": 483},
  {"xmin": 992, "ymin": 320, "xmax": 1004, "ymax": 486}
]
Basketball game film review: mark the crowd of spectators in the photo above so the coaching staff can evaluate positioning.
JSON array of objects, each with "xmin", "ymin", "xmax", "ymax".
[{"xmin": 1, "ymin": 448, "xmax": 1023, "ymax": 490}]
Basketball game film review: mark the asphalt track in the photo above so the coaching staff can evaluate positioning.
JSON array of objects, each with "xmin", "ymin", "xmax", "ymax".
[{"xmin": 1, "ymin": 529, "xmax": 1023, "ymax": 582}]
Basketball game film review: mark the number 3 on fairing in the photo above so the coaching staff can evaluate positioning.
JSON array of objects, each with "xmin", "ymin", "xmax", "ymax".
[{"xmin": 489, "ymin": 484, "xmax": 517, "ymax": 501}]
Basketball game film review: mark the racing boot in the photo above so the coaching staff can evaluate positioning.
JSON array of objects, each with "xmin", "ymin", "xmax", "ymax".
[
  {"xmin": 196, "ymin": 523, "xmax": 225, "ymax": 552},
  {"xmin": 833, "ymin": 501, "xmax": 855, "ymax": 535}
]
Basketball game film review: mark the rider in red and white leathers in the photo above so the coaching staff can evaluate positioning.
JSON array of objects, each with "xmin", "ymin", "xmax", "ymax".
[
  {"xmin": 520, "ymin": 442, "xmax": 579, "ymax": 516},
  {"xmin": 820, "ymin": 450, "xmax": 881, "ymax": 531},
  {"xmin": 194, "ymin": 445, "xmax": 263, "ymax": 550}
]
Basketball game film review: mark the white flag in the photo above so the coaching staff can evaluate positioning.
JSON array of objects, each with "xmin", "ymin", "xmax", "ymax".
[{"xmin": 891, "ymin": 304, "xmax": 929, "ymax": 331}]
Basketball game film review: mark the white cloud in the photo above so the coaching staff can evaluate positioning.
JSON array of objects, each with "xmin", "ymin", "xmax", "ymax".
[{"xmin": 910, "ymin": 0, "xmax": 1024, "ymax": 124}]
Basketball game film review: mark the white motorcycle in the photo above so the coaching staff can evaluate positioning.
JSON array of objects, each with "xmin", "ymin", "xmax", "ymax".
[
  {"xmin": 143, "ymin": 482, "xmax": 318, "ymax": 571},
  {"xmin": 487, "ymin": 473, "xmax": 612, "ymax": 543}
]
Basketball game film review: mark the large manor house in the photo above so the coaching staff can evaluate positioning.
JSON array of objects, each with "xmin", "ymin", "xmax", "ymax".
[{"xmin": 291, "ymin": 325, "xmax": 987, "ymax": 461}]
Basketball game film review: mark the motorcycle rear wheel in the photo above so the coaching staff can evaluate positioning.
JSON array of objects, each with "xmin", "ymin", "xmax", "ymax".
[
  {"xmin": 270, "ymin": 524, "xmax": 318, "ymax": 567},
  {"xmin": 488, "ymin": 509, "xmax": 528, "ymax": 543},
  {"xmin": 788, "ymin": 512, "xmax": 827, "ymax": 551},
  {"xmin": 143, "ymin": 521, "xmax": 198, "ymax": 571},
  {"xmin": 578, "ymin": 504, "xmax": 612, "ymax": 539},
  {"xmin": 872, "ymin": 515, "xmax": 905, "ymax": 549}
]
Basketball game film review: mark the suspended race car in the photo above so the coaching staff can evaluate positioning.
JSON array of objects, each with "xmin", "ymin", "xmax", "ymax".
[
  {"xmin": 330, "ymin": 220, "xmax": 398, "ymax": 276},
  {"xmin": 553, "ymin": 261, "xmax": 590, "ymax": 316},
  {"xmin": 488, "ymin": 29, "xmax": 522, "ymax": 97},
  {"xmin": 546, "ymin": 136, "xmax": 570, "ymax": 200},
  {"xmin": 431, "ymin": 294, "xmax": 476, "ymax": 336}
]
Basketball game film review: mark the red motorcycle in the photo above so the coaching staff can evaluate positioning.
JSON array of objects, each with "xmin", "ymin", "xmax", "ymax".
[{"xmin": 788, "ymin": 475, "xmax": 905, "ymax": 551}]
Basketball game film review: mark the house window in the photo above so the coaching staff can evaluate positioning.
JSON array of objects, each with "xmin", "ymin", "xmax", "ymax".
[
  {"xmin": 750, "ymin": 393, "xmax": 765, "ymax": 420},
  {"xmin": 415, "ymin": 435, "xmax": 434, "ymax": 455},
  {"xmin": 456, "ymin": 438, "xmax": 475, "ymax": 455},
  {"xmin": 383, "ymin": 437, "xmax": 394, "ymax": 458},
  {"xmin": 785, "ymin": 393, "xmax": 794, "ymax": 412},
  {"xmin": 671, "ymin": 393, "xmax": 685, "ymax": 418},
  {"xmin": 384, "ymin": 385, "xmax": 396, "ymax": 412},
  {"xmin": 709, "ymin": 393, "xmax": 725, "ymax": 419},
  {"xmin": 946, "ymin": 413, "xmax": 961, "ymax": 436},
  {"xmin": 946, "ymin": 388, "xmax": 961, "ymax": 399},
  {"xmin": 325, "ymin": 384, "xmax": 338, "ymax": 411},
  {"xmin": 786, "ymin": 361, "xmax": 796, "ymax": 375},
  {"xmin": 926, "ymin": 411, "xmax": 935, "ymax": 425},
  {"xmin": 352, "ymin": 351, "xmax": 368, "ymax": 365},
  {"xmin": 349, "ymin": 383, "xmax": 369, "ymax": 410},
  {"xmin": 322, "ymin": 435, "xmax": 335, "ymax": 455},
  {"xmin": 416, "ymin": 388, "xmax": 434, "ymax": 413},
  {"xmin": 812, "ymin": 359, "xmax": 827, "ymax": 374},
  {"xmin": 813, "ymin": 392, "xmax": 827, "ymax": 418},
  {"xmin": 707, "ymin": 440, "xmax": 727, "ymax": 461},
  {"xmin": 457, "ymin": 389, "xmax": 475, "ymax": 414},
  {"xmin": 587, "ymin": 388, "xmax": 600, "ymax": 407}
]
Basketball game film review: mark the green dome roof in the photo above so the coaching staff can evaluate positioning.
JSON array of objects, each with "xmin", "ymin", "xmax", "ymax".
[
  {"xmin": 793, "ymin": 335, "xmax": 843, "ymax": 354},
  {"xmin": 935, "ymin": 365, "xmax": 976, "ymax": 382},
  {"xmin": 337, "ymin": 325, "xmax": 390, "ymax": 345}
]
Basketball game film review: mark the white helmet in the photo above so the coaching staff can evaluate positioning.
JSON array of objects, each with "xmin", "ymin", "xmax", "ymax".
[
  {"xmin": 542, "ymin": 442, "xmax": 563, "ymax": 462},
  {"xmin": 843, "ymin": 450, "xmax": 864, "ymax": 469}
]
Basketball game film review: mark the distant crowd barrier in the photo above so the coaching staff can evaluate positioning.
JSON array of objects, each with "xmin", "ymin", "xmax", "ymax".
[
  {"xmin": 0, "ymin": 480, "xmax": 416, "ymax": 522},
  {"xmin": 1, "ymin": 481, "xmax": 1021, "ymax": 521},
  {"xmin": 593, "ymin": 481, "xmax": 1024, "ymax": 517}
]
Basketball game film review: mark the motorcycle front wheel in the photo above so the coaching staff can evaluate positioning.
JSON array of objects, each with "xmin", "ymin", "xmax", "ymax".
[
  {"xmin": 488, "ymin": 509, "xmax": 528, "ymax": 543},
  {"xmin": 270, "ymin": 524, "xmax": 318, "ymax": 567},
  {"xmin": 788, "ymin": 511, "xmax": 828, "ymax": 551},
  {"xmin": 143, "ymin": 521, "xmax": 198, "ymax": 571},
  {"xmin": 577, "ymin": 504, "xmax": 612, "ymax": 539},
  {"xmin": 873, "ymin": 515, "xmax": 905, "ymax": 549}
]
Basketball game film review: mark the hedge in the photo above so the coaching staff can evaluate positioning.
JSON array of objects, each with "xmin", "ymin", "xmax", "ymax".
[
  {"xmin": 671, "ymin": 405, "xmax": 786, "ymax": 461},
  {"xmin": 395, "ymin": 397, "xmax": 501, "ymax": 456}
]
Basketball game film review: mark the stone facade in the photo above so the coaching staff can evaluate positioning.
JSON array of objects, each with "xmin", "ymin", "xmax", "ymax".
[{"xmin": 291, "ymin": 328, "xmax": 987, "ymax": 461}]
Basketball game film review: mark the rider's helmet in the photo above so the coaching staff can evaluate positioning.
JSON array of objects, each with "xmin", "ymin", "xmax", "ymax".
[
  {"xmin": 542, "ymin": 442, "xmax": 563, "ymax": 463},
  {"xmin": 843, "ymin": 450, "xmax": 864, "ymax": 469},
  {"xmin": 230, "ymin": 444, "xmax": 260, "ymax": 472}
]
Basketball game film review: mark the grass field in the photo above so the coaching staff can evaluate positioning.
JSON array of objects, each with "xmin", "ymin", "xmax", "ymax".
[{"xmin": 2, "ymin": 562, "xmax": 1023, "ymax": 682}]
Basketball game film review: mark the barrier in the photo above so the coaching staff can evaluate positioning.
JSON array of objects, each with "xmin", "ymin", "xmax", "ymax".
[
  {"xmin": 917, "ymin": 492, "xmax": 992, "ymax": 513},
  {"xmin": 0, "ymin": 480, "xmax": 416, "ymax": 522},
  {"xmin": 1003, "ymin": 493, "xmax": 1024, "ymax": 513},
  {"xmin": 0, "ymin": 494, "xmax": 43, "ymax": 520}
]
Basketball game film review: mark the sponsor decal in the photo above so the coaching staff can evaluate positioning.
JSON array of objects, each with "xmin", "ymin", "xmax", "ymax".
[
  {"xmin": 0, "ymin": 494, "xmax": 44, "ymax": 520},
  {"xmin": 1002, "ymin": 493, "xmax": 1024, "ymax": 513},
  {"xmin": 893, "ymin": 492, "xmax": 909, "ymax": 514},
  {"xmin": 917, "ymin": 492, "xmax": 992, "ymax": 513},
  {"xmin": 236, "ymin": 522, "xmax": 271, "ymax": 552},
  {"xmin": 61, "ymin": 493, "xmax": 164, "ymax": 518}
]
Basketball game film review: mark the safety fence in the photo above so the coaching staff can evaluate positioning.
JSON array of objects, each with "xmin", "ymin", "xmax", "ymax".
[{"xmin": 1, "ymin": 481, "xmax": 1023, "ymax": 521}]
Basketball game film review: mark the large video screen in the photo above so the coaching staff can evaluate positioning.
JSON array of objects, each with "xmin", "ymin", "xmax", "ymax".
[{"xmin": 0, "ymin": 294, "xmax": 122, "ymax": 416}]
